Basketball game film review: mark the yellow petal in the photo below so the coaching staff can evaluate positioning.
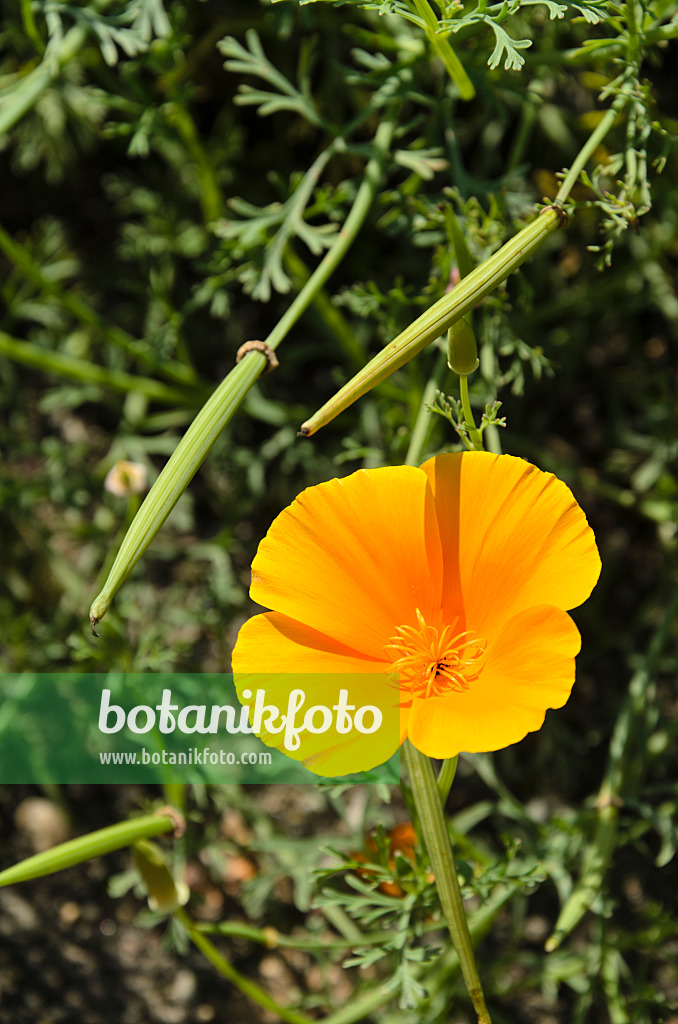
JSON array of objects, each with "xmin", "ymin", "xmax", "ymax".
[
  {"xmin": 232, "ymin": 612, "xmax": 402, "ymax": 776},
  {"xmin": 233, "ymin": 611, "xmax": 393, "ymax": 674},
  {"xmin": 249, "ymin": 466, "xmax": 442, "ymax": 659},
  {"xmin": 407, "ymin": 605, "xmax": 580, "ymax": 757},
  {"xmin": 421, "ymin": 452, "xmax": 601, "ymax": 640}
]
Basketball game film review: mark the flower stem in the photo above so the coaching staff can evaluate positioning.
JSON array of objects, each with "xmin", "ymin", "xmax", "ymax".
[
  {"xmin": 197, "ymin": 919, "xmax": 394, "ymax": 950},
  {"xmin": 403, "ymin": 739, "xmax": 492, "ymax": 1023},
  {"xmin": 266, "ymin": 114, "xmax": 395, "ymax": 352},
  {"xmin": 405, "ymin": 350, "xmax": 449, "ymax": 466},
  {"xmin": 176, "ymin": 908, "xmax": 314, "ymax": 1024},
  {"xmin": 437, "ymin": 755, "xmax": 458, "ymax": 805},
  {"xmin": 459, "ymin": 375, "xmax": 484, "ymax": 450},
  {"xmin": 20, "ymin": 0, "xmax": 44, "ymax": 53},
  {"xmin": 555, "ymin": 92, "xmax": 628, "ymax": 205},
  {"xmin": 409, "ymin": 0, "xmax": 475, "ymax": 100}
]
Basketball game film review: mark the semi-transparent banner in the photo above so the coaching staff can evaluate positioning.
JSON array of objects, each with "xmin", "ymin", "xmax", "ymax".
[{"xmin": 0, "ymin": 674, "xmax": 400, "ymax": 784}]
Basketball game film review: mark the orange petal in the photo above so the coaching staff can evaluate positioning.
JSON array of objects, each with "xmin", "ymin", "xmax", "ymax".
[
  {"xmin": 421, "ymin": 452, "xmax": 601, "ymax": 640},
  {"xmin": 232, "ymin": 612, "xmax": 403, "ymax": 776},
  {"xmin": 249, "ymin": 466, "xmax": 442, "ymax": 659},
  {"xmin": 407, "ymin": 604, "xmax": 581, "ymax": 758}
]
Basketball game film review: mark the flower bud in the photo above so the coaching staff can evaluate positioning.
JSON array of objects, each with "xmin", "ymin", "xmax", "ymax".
[
  {"xmin": 131, "ymin": 839, "xmax": 189, "ymax": 915},
  {"xmin": 104, "ymin": 460, "xmax": 148, "ymax": 497},
  {"xmin": 447, "ymin": 317, "xmax": 479, "ymax": 376}
]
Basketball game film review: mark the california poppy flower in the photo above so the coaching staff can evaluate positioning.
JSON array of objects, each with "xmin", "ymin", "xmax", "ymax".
[
  {"xmin": 353, "ymin": 823, "xmax": 426, "ymax": 897},
  {"xmin": 232, "ymin": 453, "xmax": 601, "ymax": 775}
]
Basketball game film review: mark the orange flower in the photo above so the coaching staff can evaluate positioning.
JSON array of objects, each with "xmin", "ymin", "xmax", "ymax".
[
  {"xmin": 354, "ymin": 823, "xmax": 421, "ymax": 897},
  {"xmin": 232, "ymin": 453, "xmax": 601, "ymax": 775}
]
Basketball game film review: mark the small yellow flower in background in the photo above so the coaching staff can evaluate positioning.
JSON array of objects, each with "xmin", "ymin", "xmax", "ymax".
[
  {"xmin": 232, "ymin": 452, "xmax": 601, "ymax": 774},
  {"xmin": 104, "ymin": 460, "xmax": 148, "ymax": 497}
]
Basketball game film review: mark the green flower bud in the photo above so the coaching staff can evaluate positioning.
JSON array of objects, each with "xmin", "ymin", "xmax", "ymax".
[
  {"xmin": 132, "ymin": 839, "xmax": 189, "ymax": 915},
  {"xmin": 447, "ymin": 317, "xmax": 479, "ymax": 376}
]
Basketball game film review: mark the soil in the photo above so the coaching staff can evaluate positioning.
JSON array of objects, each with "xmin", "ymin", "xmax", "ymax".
[{"xmin": 0, "ymin": 786, "xmax": 269, "ymax": 1024}]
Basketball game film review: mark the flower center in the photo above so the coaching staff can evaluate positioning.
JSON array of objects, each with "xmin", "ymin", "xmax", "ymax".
[{"xmin": 386, "ymin": 609, "xmax": 486, "ymax": 701}]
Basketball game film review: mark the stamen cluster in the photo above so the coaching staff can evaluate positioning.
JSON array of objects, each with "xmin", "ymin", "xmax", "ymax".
[{"xmin": 386, "ymin": 609, "xmax": 486, "ymax": 702}]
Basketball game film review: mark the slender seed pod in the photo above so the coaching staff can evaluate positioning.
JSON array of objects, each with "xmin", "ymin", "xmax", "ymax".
[{"xmin": 300, "ymin": 206, "xmax": 565, "ymax": 437}]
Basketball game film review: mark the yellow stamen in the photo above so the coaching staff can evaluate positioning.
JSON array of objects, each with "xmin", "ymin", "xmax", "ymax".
[{"xmin": 386, "ymin": 609, "xmax": 486, "ymax": 702}]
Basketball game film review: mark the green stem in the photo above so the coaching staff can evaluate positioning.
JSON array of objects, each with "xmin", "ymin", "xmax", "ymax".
[
  {"xmin": 0, "ymin": 223, "xmax": 199, "ymax": 388},
  {"xmin": 403, "ymin": 740, "xmax": 492, "ymax": 1023},
  {"xmin": 459, "ymin": 375, "xmax": 484, "ymax": 450},
  {"xmin": 283, "ymin": 245, "xmax": 366, "ymax": 368},
  {"xmin": 410, "ymin": 0, "xmax": 475, "ymax": 100},
  {"xmin": 176, "ymin": 909, "xmax": 313, "ymax": 1024},
  {"xmin": 321, "ymin": 904, "xmax": 366, "ymax": 944},
  {"xmin": 625, "ymin": 0, "xmax": 641, "ymax": 64},
  {"xmin": 0, "ymin": 0, "xmax": 121, "ymax": 138},
  {"xmin": 555, "ymin": 94, "xmax": 627, "ymax": 205},
  {"xmin": 545, "ymin": 581, "xmax": 678, "ymax": 951},
  {"xmin": 437, "ymin": 755, "xmax": 458, "ymax": 806},
  {"xmin": 20, "ymin": 0, "xmax": 45, "ymax": 53},
  {"xmin": 197, "ymin": 920, "xmax": 395, "ymax": 950},
  {"xmin": 405, "ymin": 350, "xmax": 449, "ymax": 466},
  {"xmin": 163, "ymin": 101, "xmax": 224, "ymax": 223},
  {"xmin": 0, "ymin": 330, "xmax": 193, "ymax": 406},
  {"xmin": 267, "ymin": 115, "xmax": 395, "ymax": 353},
  {"xmin": 162, "ymin": 783, "xmax": 186, "ymax": 816}
]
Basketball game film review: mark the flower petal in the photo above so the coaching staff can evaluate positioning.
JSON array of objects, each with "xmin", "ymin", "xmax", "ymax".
[
  {"xmin": 232, "ymin": 611, "xmax": 402, "ymax": 776},
  {"xmin": 249, "ymin": 466, "xmax": 443, "ymax": 659},
  {"xmin": 407, "ymin": 604, "xmax": 580, "ymax": 757},
  {"xmin": 421, "ymin": 452, "xmax": 601, "ymax": 639},
  {"xmin": 233, "ymin": 610, "xmax": 394, "ymax": 674}
]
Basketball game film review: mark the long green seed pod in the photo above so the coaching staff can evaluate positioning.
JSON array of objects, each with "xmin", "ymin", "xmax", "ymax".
[
  {"xmin": 89, "ymin": 116, "xmax": 396, "ymax": 630},
  {"xmin": 89, "ymin": 352, "xmax": 266, "ymax": 631},
  {"xmin": 0, "ymin": 812, "xmax": 178, "ymax": 887},
  {"xmin": 299, "ymin": 206, "xmax": 566, "ymax": 437}
]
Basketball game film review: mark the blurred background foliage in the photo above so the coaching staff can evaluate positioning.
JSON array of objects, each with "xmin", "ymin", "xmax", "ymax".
[{"xmin": 1, "ymin": 0, "xmax": 677, "ymax": 1021}]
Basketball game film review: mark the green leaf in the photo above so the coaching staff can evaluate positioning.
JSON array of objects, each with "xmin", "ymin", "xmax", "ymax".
[{"xmin": 486, "ymin": 22, "xmax": 532, "ymax": 70}]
